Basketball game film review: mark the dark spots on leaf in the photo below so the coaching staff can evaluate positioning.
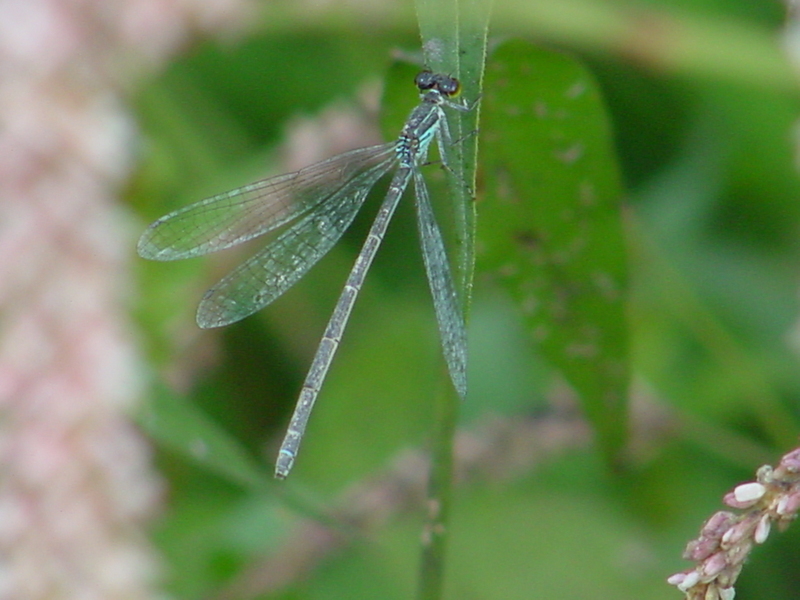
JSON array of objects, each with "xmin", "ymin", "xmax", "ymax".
[{"xmin": 514, "ymin": 230, "xmax": 541, "ymax": 250}]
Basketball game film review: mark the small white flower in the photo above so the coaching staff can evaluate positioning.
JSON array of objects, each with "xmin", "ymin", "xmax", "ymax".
[
  {"xmin": 733, "ymin": 482, "xmax": 765, "ymax": 503},
  {"xmin": 776, "ymin": 494, "xmax": 790, "ymax": 515},
  {"xmin": 677, "ymin": 569, "xmax": 701, "ymax": 592},
  {"xmin": 719, "ymin": 586, "xmax": 736, "ymax": 600},
  {"xmin": 667, "ymin": 572, "xmax": 687, "ymax": 586},
  {"xmin": 754, "ymin": 514, "xmax": 771, "ymax": 544}
]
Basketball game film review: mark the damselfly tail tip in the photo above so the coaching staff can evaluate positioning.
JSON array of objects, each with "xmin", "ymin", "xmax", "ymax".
[{"xmin": 274, "ymin": 450, "xmax": 295, "ymax": 480}]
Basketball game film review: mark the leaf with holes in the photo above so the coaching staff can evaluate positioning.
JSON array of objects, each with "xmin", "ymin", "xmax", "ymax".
[{"xmin": 478, "ymin": 40, "xmax": 629, "ymax": 463}]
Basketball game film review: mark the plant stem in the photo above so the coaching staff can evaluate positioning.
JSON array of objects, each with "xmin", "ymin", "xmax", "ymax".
[{"xmin": 415, "ymin": 379, "xmax": 460, "ymax": 600}]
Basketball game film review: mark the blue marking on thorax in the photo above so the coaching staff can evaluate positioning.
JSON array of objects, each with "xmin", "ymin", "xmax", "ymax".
[{"xmin": 395, "ymin": 91, "xmax": 445, "ymax": 168}]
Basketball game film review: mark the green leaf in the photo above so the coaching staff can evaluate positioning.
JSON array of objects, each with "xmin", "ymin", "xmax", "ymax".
[
  {"xmin": 137, "ymin": 384, "xmax": 271, "ymax": 489},
  {"xmin": 478, "ymin": 39, "xmax": 629, "ymax": 463},
  {"xmin": 414, "ymin": 0, "xmax": 491, "ymax": 308}
]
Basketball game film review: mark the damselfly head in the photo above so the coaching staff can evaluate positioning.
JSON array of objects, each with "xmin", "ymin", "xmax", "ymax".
[{"xmin": 414, "ymin": 71, "xmax": 461, "ymax": 97}]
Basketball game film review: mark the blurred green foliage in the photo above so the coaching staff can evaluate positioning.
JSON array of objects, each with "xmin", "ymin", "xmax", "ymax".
[{"xmin": 129, "ymin": 1, "xmax": 800, "ymax": 599}]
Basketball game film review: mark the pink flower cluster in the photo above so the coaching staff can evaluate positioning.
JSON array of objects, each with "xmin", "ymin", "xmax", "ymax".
[
  {"xmin": 668, "ymin": 448, "xmax": 800, "ymax": 600},
  {"xmin": 0, "ymin": 0, "xmax": 248, "ymax": 598}
]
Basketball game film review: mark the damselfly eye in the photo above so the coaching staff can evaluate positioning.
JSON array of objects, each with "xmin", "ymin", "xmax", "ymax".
[
  {"xmin": 415, "ymin": 70, "xmax": 436, "ymax": 90},
  {"xmin": 437, "ymin": 75, "xmax": 460, "ymax": 96},
  {"xmin": 415, "ymin": 71, "xmax": 461, "ymax": 96}
]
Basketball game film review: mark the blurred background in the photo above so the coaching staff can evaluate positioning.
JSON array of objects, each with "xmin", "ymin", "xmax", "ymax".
[{"xmin": 3, "ymin": 0, "xmax": 800, "ymax": 599}]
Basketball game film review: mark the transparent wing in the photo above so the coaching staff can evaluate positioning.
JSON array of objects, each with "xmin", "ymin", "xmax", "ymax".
[
  {"xmin": 197, "ymin": 158, "xmax": 395, "ymax": 328},
  {"xmin": 413, "ymin": 170, "xmax": 468, "ymax": 398},
  {"xmin": 138, "ymin": 143, "xmax": 397, "ymax": 261}
]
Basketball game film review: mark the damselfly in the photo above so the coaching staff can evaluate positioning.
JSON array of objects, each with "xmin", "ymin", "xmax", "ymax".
[{"xmin": 138, "ymin": 71, "xmax": 472, "ymax": 478}]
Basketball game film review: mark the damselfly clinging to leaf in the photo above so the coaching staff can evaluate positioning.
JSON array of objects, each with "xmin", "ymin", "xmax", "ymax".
[{"xmin": 138, "ymin": 71, "xmax": 473, "ymax": 478}]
